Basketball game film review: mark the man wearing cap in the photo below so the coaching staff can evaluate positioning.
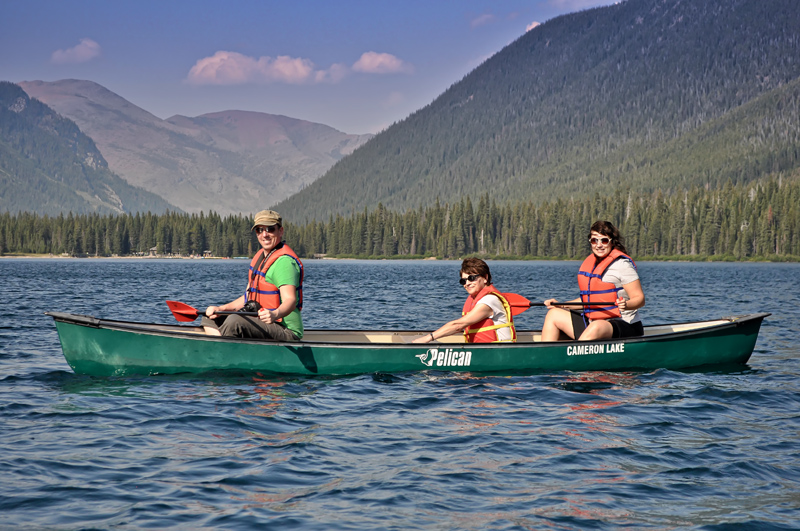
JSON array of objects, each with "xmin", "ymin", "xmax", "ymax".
[{"xmin": 202, "ymin": 210, "xmax": 304, "ymax": 341}]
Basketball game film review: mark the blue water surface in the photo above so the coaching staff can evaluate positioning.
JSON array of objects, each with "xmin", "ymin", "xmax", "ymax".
[{"xmin": 1, "ymin": 258, "xmax": 798, "ymax": 530}]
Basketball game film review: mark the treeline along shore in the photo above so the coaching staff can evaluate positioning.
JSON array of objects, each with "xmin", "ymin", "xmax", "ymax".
[{"xmin": 2, "ymin": 178, "xmax": 800, "ymax": 261}]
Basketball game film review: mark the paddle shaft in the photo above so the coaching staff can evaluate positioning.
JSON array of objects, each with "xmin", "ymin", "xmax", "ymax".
[
  {"xmin": 500, "ymin": 293, "xmax": 619, "ymax": 316},
  {"xmin": 505, "ymin": 298, "xmax": 611, "ymax": 308},
  {"xmin": 166, "ymin": 300, "xmax": 268, "ymax": 322},
  {"xmin": 524, "ymin": 301, "xmax": 601, "ymax": 307}
]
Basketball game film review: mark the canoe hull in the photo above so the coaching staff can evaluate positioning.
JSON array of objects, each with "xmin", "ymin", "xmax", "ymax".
[{"xmin": 48, "ymin": 313, "xmax": 769, "ymax": 377}]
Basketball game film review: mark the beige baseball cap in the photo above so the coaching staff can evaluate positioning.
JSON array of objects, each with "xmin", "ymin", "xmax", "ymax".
[{"xmin": 251, "ymin": 210, "xmax": 282, "ymax": 230}]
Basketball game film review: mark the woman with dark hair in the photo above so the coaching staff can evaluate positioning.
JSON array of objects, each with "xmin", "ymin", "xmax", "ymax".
[
  {"xmin": 413, "ymin": 258, "xmax": 516, "ymax": 344},
  {"xmin": 541, "ymin": 220, "xmax": 645, "ymax": 341}
]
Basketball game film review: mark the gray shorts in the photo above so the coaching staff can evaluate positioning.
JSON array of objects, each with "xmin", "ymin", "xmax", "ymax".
[
  {"xmin": 201, "ymin": 314, "xmax": 299, "ymax": 341},
  {"xmin": 570, "ymin": 311, "xmax": 644, "ymax": 339}
]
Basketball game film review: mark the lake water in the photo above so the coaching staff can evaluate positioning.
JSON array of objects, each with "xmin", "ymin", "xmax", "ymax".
[{"xmin": 1, "ymin": 258, "xmax": 799, "ymax": 529}]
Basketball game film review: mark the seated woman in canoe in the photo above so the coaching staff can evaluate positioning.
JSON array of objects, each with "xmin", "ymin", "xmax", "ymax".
[
  {"xmin": 542, "ymin": 220, "xmax": 644, "ymax": 341},
  {"xmin": 203, "ymin": 209, "xmax": 303, "ymax": 341},
  {"xmin": 413, "ymin": 258, "xmax": 516, "ymax": 344}
]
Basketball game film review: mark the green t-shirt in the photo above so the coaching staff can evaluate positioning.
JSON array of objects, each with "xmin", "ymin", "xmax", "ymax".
[{"xmin": 263, "ymin": 254, "xmax": 304, "ymax": 339}]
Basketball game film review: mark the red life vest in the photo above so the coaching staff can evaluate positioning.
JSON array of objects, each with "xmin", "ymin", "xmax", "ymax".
[
  {"xmin": 245, "ymin": 243, "xmax": 304, "ymax": 313},
  {"xmin": 577, "ymin": 248, "xmax": 635, "ymax": 320},
  {"xmin": 462, "ymin": 285, "xmax": 516, "ymax": 343}
]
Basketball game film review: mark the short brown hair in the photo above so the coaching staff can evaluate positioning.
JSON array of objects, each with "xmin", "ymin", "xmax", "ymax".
[{"xmin": 461, "ymin": 257, "xmax": 492, "ymax": 285}]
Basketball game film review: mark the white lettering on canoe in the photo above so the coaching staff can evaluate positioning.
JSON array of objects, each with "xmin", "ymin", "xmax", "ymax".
[
  {"xmin": 607, "ymin": 342, "xmax": 625, "ymax": 353},
  {"xmin": 567, "ymin": 342, "xmax": 624, "ymax": 356},
  {"xmin": 416, "ymin": 348, "xmax": 472, "ymax": 367}
]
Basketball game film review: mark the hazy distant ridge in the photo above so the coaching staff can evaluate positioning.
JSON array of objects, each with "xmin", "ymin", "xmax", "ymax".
[
  {"xmin": 18, "ymin": 80, "xmax": 372, "ymax": 215},
  {"xmin": 0, "ymin": 82, "xmax": 176, "ymax": 215}
]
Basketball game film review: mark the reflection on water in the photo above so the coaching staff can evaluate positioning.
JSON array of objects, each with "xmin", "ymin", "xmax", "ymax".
[{"xmin": 237, "ymin": 375, "xmax": 291, "ymax": 419}]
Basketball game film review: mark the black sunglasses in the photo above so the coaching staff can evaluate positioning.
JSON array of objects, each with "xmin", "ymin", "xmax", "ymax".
[
  {"xmin": 589, "ymin": 237, "xmax": 610, "ymax": 245},
  {"xmin": 255, "ymin": 225, "xmax": 281, "ymax": 234},
  {"xmin": 459, "ymin": 274, "xmax": 481, "ymax": 285}
]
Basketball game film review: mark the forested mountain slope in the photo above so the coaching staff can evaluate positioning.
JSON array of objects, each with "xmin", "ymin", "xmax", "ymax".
[
  {"xmin": 0, "ymin": 82, "xmax": 177, "ymax": 215},
  {"xmin": 277, "ymin": 0, "xmax": 800, "ymax": 221}
]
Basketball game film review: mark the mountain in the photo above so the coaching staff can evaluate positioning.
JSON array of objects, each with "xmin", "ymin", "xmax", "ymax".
[
  {"xmin": 18, "ymin": 79, "xmax": 372, "ymax": 215},
  {"xmin": 275, "ymin": 0, "xmax": 800, "ymax": 221},
  {"xmin": 0, "ymin": 82, "xmax": 178, "ymax": 215}
]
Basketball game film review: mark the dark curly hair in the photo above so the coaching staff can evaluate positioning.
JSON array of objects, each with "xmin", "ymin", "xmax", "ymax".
[{"xmin": 589, "ymin": 220, "xmax": 628, "ymax": 254}]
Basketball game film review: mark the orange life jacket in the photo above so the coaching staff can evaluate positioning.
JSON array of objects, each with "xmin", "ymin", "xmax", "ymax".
[
  {"xmin": 246, "ymin": 243, "xmax": 304, "ymax": 313},
  {"xmin": 577, "ymin": 248, "xmax": 635, "ymax": 321},
  {"xmin": 462, "ymin": 285, "xmax": 516, "ymax": 343}
]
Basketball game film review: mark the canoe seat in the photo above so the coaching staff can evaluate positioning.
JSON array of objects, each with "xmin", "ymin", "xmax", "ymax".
[
  {"xmin": 364, "ymin": 333, "xmax": 406, "ymax": 344},
  {"xmin": 642, "ymin": 319, "xmax": 730, "ymax": 336}
]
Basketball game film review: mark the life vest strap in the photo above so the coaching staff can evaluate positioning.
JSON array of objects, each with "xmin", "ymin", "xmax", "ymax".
[
  {"xmin": 580, "ymin": 287, "xmax": 619, "ymax": 295},
  {"xmin": 585, "ymin": 305, "xmax": 619, "ymax": 313},
  {"xmin": 465, "ymin": 322, "xmax": 514, "ymax": 334},
  {"xmin": 249, "ymin": 288, "xmax": 280, "ymax": 296},
  {"xmin": 464, "ymin": 321, "xmax": 515, "ymax": 343}
]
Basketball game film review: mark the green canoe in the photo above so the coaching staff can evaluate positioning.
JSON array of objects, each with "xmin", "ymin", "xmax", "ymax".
[{"xmin": 46, "ymin": 312, "xmax": 769, "ymax": 377}]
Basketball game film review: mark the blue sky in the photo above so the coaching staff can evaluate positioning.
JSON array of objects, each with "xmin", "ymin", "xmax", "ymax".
[{"xmin": 2, "ymin": 0, "xmax": 616, "ymax": 134}]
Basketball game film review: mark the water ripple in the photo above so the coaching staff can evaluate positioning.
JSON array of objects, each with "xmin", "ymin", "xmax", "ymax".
[{"xmin": 1, "ymin": 259, "xmax": 799, "ymax": 528}]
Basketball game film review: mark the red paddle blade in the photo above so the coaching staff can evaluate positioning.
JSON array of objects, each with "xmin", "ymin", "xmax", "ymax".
[
  {"xmin": 502, "ymin": 292, "xmax": 532, "ymax": 316},
  {"xmin": 166, "ymin": 300, "xmax": 201, "ymax": 322}
]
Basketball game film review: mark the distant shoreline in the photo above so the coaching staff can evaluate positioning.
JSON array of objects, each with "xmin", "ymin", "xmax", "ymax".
[
  {"xmin": 0, "ymin": 254, "xmax": 237, "ymax": 260},
  {"xmin": 1, "ymin": 253, "xmax": 798, "ymax": 263}
]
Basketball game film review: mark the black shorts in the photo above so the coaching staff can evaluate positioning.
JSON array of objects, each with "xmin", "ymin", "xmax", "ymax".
[{"xmin": 570, "ymin": 311, "xmax": 644, "ymax": 339}]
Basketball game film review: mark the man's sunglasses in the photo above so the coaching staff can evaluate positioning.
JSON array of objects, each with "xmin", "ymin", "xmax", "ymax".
[
  {"xmin": 459, "ymin": 274, "xmax": 481, "ymax": 285},
  {"xmin": 589, "ymin": 237, "xmax": 610, "ymax": 245},
  {"xmin": 255, "ymin": 225, "xmax": 281, "ymax": 234}
]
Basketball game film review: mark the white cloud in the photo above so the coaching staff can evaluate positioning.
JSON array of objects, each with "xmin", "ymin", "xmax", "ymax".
[
  {"xmin": 187, "ymin": 51, "xmax": 316, "ymax": 85},
  {"xmin": 267, "ymin": 55, "xmax": 315, "ymax": 83},
  {"xmin": 352, "ymin": 52, "xmax": 413, "ymax": 74},
  {"xmin": 526, "ymin": 21, "xmax": 541, "ymax": 32},
  {"xmin": 51, "ymin": 38, "xmax": 101, "ymax": 64},
  {"xmin": 188, "ymin": 50, "xmax": 413, "ymax": 85},
  {"xmin": 470, "ymin": 13, "xmax": 496, "ymax": 28}
]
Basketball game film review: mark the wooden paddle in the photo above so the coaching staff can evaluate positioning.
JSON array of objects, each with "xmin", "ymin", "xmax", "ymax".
[
  {"xmin": 501, "ymin": 293, "xmax": 594, "ymax": 316},
  {"xmin": 166, "ymin": 300, "xmax": 258, "ymax": 322}
]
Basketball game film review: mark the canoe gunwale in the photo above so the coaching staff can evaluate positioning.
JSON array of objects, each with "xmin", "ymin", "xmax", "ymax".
[
  {"xmin": 46, "ymin": 311, "xmax": 769, "ymax": 376},
  {"xmin": 46, "ymin": 311, "xmax": 771, "ymax": 349}
]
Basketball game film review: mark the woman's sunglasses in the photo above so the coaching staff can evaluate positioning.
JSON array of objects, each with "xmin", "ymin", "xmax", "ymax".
[
  {"xmin": 255, "ymin": 225, "xmax": 280, "ymax": 234},
  {"xmin": 589, "ymin": 237, "xmax": 610, "ymax": 245},
  {"xmin": 459, "ymin": 274, "xmax": 481, "ymax": 285}
]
